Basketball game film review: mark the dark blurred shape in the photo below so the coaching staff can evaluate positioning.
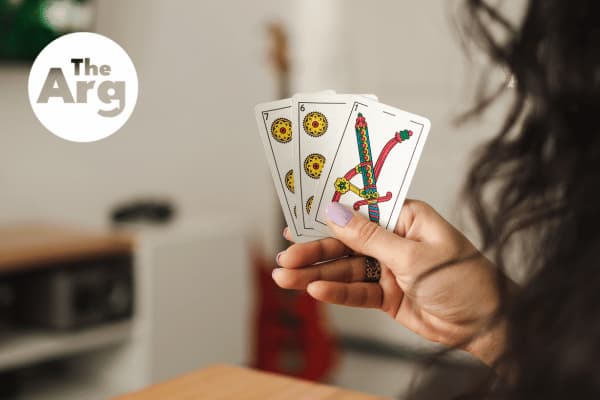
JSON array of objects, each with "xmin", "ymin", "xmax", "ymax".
[
  {"xmin": 15, "ymin": 256, "xmax": 133, "ymax": 330},
  {"xmin": 0, "ymin": 0, "xmax": 95, "ymax": 61},
  {"xmin": 0, "ymin": 358, "xmax": 75, "ymax": 399},
  {"xmin": 338, "ymin": 335, "xmax": 491, "ymax": 399},
  {"xmin": 0, "ymin": 223, "xmax": 134, "ymax": 330},
  {"xmin": 407, "ymin": 362, "xmax": 492, "ymax": 400},
  {"xmin": 0, "ymin": 369, "xmax": 19, "ymax": 398},
  {"xmin": 111, "ymin": 199, "xmax": 175, "ymax": 226},
  {"xmin": 266, "ymin": 22, "xmax": 289, "ymax": 99}
]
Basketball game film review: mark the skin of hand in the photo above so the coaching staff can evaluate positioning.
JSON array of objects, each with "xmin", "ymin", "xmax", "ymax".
[{"xmin": 273, "ymin": 200, "xmax": 509, "ymax": 366}]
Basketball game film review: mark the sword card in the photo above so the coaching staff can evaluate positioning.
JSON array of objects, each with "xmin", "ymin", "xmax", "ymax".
[{"xmin": 312, "ymin": 97, "xmax": 430, "ymax": 234}]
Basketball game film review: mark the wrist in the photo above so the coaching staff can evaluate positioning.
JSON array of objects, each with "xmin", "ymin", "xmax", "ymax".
[{"xmin": 465, "ymin": 319, "xmax": 507, "ymax": 367}]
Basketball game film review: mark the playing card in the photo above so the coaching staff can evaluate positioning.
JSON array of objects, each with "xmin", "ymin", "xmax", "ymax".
[
  {"xmin": 291, "ymin": 93, "xmax": 357, "ymax": 235},
  {"xmin": 291, "ymin": 94, "xmax": 379, "ymax": 235},
  {"xmin": 254, "ymin": 98, "xmax": 308, "ymax": 242},
  {"xmin": 313, "ymin": 97, "xmax": 430, "ymax": 233},
  {"xmin": 255, "ymin": 95, "xmax": 331, "ymax": 243}
]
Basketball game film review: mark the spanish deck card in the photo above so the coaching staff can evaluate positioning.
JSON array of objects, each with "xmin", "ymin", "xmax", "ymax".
[
  {"xmin": 255, "ymin": 94, "xmax": 332, "ymax": 242},
  {"xmin": 291, "ymin": 93, "xmax": 356, "ymax": 235},
  {"xmin": 291, "ymin": 94, "xmax": 379, "ymax": 235},
  {"xmin": 312, "ymin": 98, "xmax": 430, "ymax": 234},
  {"xmin": 254, "ymin": 98, "xmax": 314, "ymax": 243},
  {"xmin": 255, "ymin": 93, "xmax": 430, "ymax": 242}
]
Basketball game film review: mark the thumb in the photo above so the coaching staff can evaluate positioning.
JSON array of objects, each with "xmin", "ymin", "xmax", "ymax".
[{"xmin": 326, "ymin": 201, "xmax": 412, "ymax": 268}]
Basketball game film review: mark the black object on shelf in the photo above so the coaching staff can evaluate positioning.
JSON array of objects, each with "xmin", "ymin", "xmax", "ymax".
[{"xmin": 111, "ymin": 199, "xmax": 175, "ymax": 226}]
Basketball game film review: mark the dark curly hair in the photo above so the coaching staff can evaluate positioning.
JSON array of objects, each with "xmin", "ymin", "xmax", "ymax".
[{"xmin": 458, "ymin": 0, "xmax": 600, "ymax": 398}]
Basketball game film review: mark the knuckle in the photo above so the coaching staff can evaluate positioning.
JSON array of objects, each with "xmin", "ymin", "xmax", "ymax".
[
  {"xmin": 357, "ymin": 286, "xmax": 368, "ymax": 306},
  {"xmin": 349, "ymin": 257, "xmax": 365, "ymax": 281},
  {"xmin": 314, "ymin": 266, "xmax": 324, "ymax": 282},
  {"xmin": 336, "ymin": 285, "xmax": 349, "ymax": 304},
  {"xmin": 315, "ymin": 240, "xmax": 327, "ymax": 261},
  {"xmin": 357, "ymin": 220, "xmax": 382, "ymax": 254},
  {"xmin": 406, "ymin": 199, "xmax": 432, "ymax": 214}
]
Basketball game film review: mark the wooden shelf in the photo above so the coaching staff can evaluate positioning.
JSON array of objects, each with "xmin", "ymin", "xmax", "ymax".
[
  {"xmin": 0, "ymin": 223, "xmax": 133, "ymax": 275},
  {"xmin": 0, "ymin": 321, "xmax": 132, "ymax": 372}
]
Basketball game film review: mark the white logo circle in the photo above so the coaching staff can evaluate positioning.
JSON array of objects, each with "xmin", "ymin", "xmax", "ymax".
[{"xmin": 28, "ymin": 32, "xmax": 138, "ymax": 143}]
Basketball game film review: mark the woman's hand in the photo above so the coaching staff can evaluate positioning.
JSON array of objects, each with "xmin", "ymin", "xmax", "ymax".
[{"xmin": 273, "ymin": 200, "xmax": 509, "ymax": 366}]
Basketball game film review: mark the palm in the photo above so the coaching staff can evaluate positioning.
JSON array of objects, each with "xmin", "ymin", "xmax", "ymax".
[{"xmin": 274, "ymin": 200, "xmax": 501, "ymax": 352}]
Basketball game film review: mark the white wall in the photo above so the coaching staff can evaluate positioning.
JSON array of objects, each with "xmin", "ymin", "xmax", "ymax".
[
  {"xmin": 0, "ymin": 0, "xmax": 288, "ymax": 254},
  {"xmin": 0, "ymin": 0, "xmax": 508, "ymax": 248},
  {"xmin": 291, "ymin": 0, "xmax": 504, "ymax": 221}
]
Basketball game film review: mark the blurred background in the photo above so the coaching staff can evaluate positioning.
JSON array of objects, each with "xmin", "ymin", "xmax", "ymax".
[{"xmin": 0, "ymin": 0, "xmax": 512, "ymax": 398}]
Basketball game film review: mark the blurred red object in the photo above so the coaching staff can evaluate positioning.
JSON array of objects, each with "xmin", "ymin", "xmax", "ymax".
[{"xmin": 250, "ymin": 250, "xmax": 338, "ymax": 381}]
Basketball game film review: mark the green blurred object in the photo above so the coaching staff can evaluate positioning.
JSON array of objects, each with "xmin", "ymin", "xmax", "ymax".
[{"xmin": 0, "ymin": 0, "xmax": 94, "ymax": 61}]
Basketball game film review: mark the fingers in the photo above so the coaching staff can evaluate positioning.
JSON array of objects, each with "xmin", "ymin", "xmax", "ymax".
[
  {"xmin": 307, "ymin": 281, "xmax": 383, "ymax": 308},
  {"xmin": 394, "ymin": 199, "xmax": 426, "ymax": 238},
  {"xmin": 394, "ymin": 199, "xmax": 443, "ymax": 241},
  {"xmin": 277, "ymin": 237, "xmax": 351, "ymax": 268},
  {"xmin": 283, "ymin": 227, "xmax": 293, "ymax": 242},
  {"xmin": 325, "ymin": 202, "xmax": 415, "ymax": 269},
  {"xmin": 273, "ymin": 256, "xmax": 366, "ymax": 289}
]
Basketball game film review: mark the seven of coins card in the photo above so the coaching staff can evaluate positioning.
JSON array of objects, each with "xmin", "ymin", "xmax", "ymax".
[{"xmin": 255, "ymin": 92, "xmax": 431, "ymax": 243}]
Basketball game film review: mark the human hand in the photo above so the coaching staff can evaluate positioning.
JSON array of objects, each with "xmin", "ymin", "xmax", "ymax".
[{"xmin": 273, "ymin": 200, "xmax": 509, "ymax": 365}]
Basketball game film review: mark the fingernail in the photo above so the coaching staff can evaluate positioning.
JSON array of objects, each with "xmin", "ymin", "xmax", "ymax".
[
  {"xmin": 326, "ymin": 202, "xmax": 353, "ymax": 227},
  {"xmin": 282, "ymin": 227, "xmax": 289, "ymax": 239},
  {"xmin": 275, "ymin": 251, "xmax": 284, "ymax": 266}
]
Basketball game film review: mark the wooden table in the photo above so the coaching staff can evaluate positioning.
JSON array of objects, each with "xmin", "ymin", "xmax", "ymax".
[{"xmin": 113, "ymin": 364, "xmax": 388, "ymax": 400}]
